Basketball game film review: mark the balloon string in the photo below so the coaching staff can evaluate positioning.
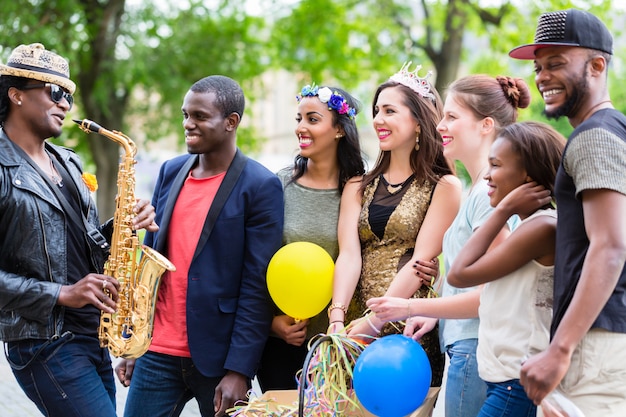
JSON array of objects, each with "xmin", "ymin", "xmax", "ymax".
[{"xmin": 226, "ymin": 333, "xmax": 375, "ymax": 416}]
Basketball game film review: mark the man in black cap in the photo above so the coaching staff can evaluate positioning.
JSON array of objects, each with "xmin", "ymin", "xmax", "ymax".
[
  {"xmin": 0, "ymin": 43, "xmax": 157, "ymax": 416},
  {"xmin": 510, "ymin": 9, "xmax": 626, "ymax": 416}
]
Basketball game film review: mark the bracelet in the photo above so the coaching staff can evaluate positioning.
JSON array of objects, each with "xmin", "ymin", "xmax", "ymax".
[
  {"xmin": 366, "ymin": 316, "xmax": 381, "ymax": 334},
  {"xmin": 327, "ymin": 302, "xmax": 347, "ymax": 318},
  {"xmin": 407, "ymin": 299, "xmax": 411, "ymax": 319},
  {"xmin": 330, "ymin": 320, "xmax": 344, "ymax": 324}
]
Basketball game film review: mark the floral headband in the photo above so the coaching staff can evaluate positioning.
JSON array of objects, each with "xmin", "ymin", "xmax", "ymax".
[{"xmin": 296, "ymin": 84, "xmax": 357, "ymax": 119}]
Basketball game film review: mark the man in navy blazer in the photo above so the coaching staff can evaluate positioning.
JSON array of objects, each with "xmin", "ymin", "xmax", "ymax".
[{"xmin": 116, "ymin": 75, "xmax": 284, "ymax": 417}]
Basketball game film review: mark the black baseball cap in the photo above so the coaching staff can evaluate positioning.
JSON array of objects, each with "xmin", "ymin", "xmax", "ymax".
[{"xmin": 509, "ymin": 9, "xmax": 613, "ymax": 60}]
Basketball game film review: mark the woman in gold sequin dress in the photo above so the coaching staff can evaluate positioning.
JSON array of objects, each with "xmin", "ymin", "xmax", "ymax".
[{"xmin": 328, "ymin": 63, "xmax": 462, "ymax": 387}]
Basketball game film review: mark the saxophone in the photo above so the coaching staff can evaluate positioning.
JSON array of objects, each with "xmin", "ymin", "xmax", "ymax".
[{"xmin": 74, "ymin": 119, "xmax": 176, "ymax": 359}]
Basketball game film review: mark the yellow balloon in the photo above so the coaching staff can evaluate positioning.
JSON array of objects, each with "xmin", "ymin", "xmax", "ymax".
[{"xmin": 267, "ymin": 242, "xmax": 335, "ymax": 320}]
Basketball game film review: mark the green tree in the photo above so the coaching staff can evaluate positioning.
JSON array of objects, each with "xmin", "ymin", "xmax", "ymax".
[
  {"xmin": 0, "ymin": 0, "xmax": 268, "ymax": 218},
  {"xmin": 269, "ymin": 0, "xmax": 517, "ymax": 93},
  {"xmin": 1, "ymin": 0, "xmax": 132, "ymax": 218},
  {"xmin": 2, "ymin": 0, "xmax": 623, "ymax": 218},
  {"xmin": 272, "ymin": 0, "xmax": 621, "ymax": 139}
]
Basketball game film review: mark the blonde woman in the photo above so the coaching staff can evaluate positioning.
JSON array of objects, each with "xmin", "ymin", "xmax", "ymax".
[
  {"xmin": 369, "ymin": 121, "xmax": 566, "ymax": 417},
  {"xmin": 409, "ymin": 74, "xmax": 530, "ymax": 417}
]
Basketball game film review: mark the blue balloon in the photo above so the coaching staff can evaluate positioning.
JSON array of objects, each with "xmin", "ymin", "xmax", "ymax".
[{"xmin": 353, "ymin": 334, "xmax": 431, "ymax": 417}]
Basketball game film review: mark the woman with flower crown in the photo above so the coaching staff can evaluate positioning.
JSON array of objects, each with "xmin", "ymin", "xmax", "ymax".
[
  {"xmin": 256, "ymin": 84, "xmax": 365, "ymax": 392},
  {"xmin": 328, "ymin": 63, "xmax": 462, "ymax": 388}
]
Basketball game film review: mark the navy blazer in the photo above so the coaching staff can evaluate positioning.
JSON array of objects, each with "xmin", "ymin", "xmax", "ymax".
[{"xmin": 144, "ymin": 149, "xmax": 284, "ymax": 379}]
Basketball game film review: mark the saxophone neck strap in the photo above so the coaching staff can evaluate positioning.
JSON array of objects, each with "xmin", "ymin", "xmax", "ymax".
[
  {"xmin": 9, "ymin": 140, "xmax": 109, "ymax": 252},
  {"xmin": 53, "ymin": 158, "xmax": 110, "ymax": 251}
]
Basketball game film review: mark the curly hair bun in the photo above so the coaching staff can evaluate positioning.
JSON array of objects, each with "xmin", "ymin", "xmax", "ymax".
[{"xmin": 496, "ymin": 76, "xmax": 531, "ymax": 109}]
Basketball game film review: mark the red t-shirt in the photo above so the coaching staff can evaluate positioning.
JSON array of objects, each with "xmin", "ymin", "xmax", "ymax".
[{"xmin": 149, "ymin": 171, "xmax": 225, "ymax": 357}]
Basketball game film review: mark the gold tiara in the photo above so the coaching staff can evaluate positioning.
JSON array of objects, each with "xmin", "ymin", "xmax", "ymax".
[{"xmin": 389, "ymin": 61, "xmax": 435, "ymax": 102}]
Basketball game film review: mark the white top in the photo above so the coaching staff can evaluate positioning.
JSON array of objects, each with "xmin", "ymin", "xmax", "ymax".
[
  {"xmin": 477, "ymin": 209, "xmax": 556, "ymax": 383},
  {"xmin": 440, "ymin": 179, "xmax": 518, "ymax": 349}
]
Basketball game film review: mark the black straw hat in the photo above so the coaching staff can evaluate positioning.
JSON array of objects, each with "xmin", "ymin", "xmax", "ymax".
[
  {"xmin": 0, "ymin": 43, "xmax": 76, "ymax": 94},
  {"xmin": 509, "ymin": 9, "xmax": 613, "ymax": 60}
]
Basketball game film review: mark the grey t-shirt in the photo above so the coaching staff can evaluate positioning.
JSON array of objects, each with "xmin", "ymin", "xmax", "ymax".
[
  {"xmin": 553, "ymin": 109, "xmax": 626, "ymax": 334},
  {"xmin": 277, "ymin": 167, "xmax": 341, "ymax": 337}
]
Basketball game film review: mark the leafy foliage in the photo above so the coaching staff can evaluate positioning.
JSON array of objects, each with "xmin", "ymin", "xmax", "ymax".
[
  {"xmin": 1, "ymin": 0, "xmax": 270, "ymax": 217},
  {"xmin": 124, "ymin": 0, "xmax": 269, "ymax": 145},
  {"xmin": 1, "ymin": 0, "xmax": 624, "ymax": 215}
]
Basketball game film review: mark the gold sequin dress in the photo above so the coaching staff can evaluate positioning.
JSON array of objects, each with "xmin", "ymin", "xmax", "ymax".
[{"xmin": 348, "ymin": 174, "xmax": 444, "ymax": 387}]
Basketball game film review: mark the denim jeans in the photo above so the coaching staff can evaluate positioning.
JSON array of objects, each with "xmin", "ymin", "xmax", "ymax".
[
  {"xmin": 123, "ymin": 350, "xmax": 226, "ymax": 417},
  {"xmin": 445, "ymin": 338, "xmax": 486, "ymax": 417},
  {"xmin": 6, "ymin": 332, "xmax": 116, "ymax": 417},
  {"xmin": 477, "ymin": 379, "xmax": 536, "ymax": 417}
]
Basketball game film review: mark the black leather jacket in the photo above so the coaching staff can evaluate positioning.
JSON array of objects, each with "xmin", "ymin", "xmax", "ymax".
[{"xmin": 0, "ymin": 129, "xmax": 110, "ymax": 342}]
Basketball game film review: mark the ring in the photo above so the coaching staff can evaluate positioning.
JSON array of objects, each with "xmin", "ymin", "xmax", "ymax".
[{"xmin": 102, "ymin": 280, "xmax": 107, "ymax": 291}]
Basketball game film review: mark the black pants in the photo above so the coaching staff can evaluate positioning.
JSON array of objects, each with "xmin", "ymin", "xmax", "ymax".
[{"xmin": 256, "ymin": 336, "xmax": 308, "ymax": 392}]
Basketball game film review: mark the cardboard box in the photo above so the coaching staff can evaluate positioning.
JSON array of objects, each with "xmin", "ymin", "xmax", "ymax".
[{"xmin": 253, "ymin": 387, "xmax": 440, "ymax": 417}]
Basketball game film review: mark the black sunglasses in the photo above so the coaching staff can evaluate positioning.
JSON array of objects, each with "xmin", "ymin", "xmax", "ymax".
[{"xmin": 21, "ymin": 83, "xmax": 74, "ymax": 110}]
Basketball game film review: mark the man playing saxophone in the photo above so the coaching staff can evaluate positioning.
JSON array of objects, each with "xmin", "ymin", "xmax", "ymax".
[
  {"xmin": 115, "ymin": 75, "xmax": 284, "ymax": 417},
  {"xmin": 0, "ymin": 43, "xmax": 158, "ymax": 417}
]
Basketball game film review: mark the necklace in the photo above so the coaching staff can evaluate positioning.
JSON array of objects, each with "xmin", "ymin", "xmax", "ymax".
[
  {"xmin": 579, "ymin": 100, "xmax": 612, "ymax": 123},
  {"xmin": 380, "ymin": 173, "xmax": 413, "ymax": 194},
  {"xmin": 48, "ymin": 156, "xmax": 63, "ymax": 187}
]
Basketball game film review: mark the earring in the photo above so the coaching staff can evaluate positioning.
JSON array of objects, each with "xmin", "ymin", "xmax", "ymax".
[
  {"xmin": 335, "ymin": 133, "xmax": 343, "ymax": 139},
  {"xmin": 415, "ymin": 132, "xmax": 420, "ymax": 151},
  {"xmin": 17, "ymin": 101, "xmax": 22, "ymax": 106}
]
